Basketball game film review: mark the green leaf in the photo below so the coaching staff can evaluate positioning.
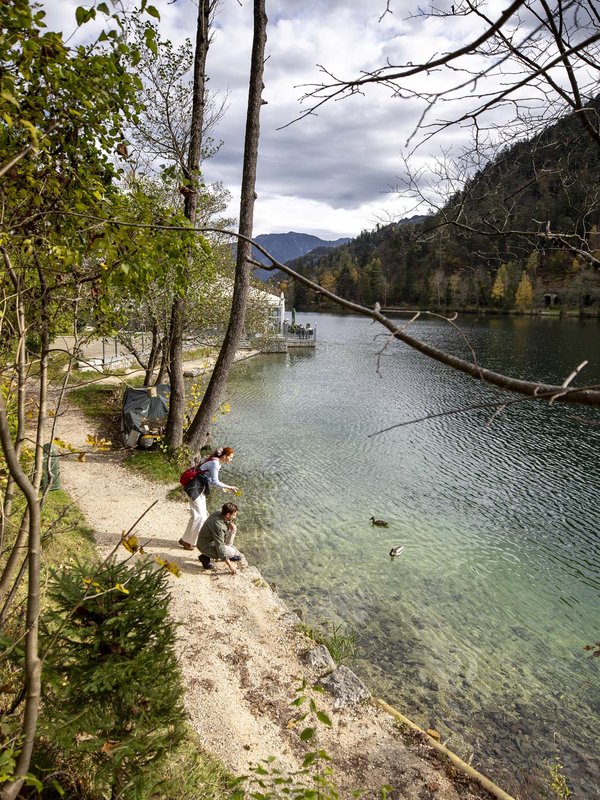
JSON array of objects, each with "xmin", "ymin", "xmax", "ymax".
[
  {"xmin": 1, "ymin": 90, "xmax": 19, "ymax": 107},
  {"xmin": 75, "ymin": 6, "xmax": 86, "ymax": 25},
  {"xmin": 146, "ymin": 5, "xmax": 160, "ymax": 18},
  {"xmin": 144, "ymin": 27, "xmax": 158, "ymax": 55},
  {"xmin": 23, "ymin": 774, "xmax": 43, "ymax": 792},
  {"xmin": 291, "ymin": 696, "xmax": 307, "ymax": 707},
  {"xmin": 300, "ymin": 726, "xmax": 316, "ymax": 742},
  {"xmin": 97, "ymin": 2, "xmax": 109, "ymax": 13},
  {"xmin": 316, "ymin": 710, "xmax": 332, "ymax": 726}
]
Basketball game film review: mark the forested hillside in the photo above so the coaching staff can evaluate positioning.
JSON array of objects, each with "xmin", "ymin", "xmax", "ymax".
[{"xmin": 280, "ymin": 103, "xmax": 600, "ymax": 314}]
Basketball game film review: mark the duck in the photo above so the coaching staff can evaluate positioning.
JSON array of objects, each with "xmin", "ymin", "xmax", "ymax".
[
  {"xmin": 370, "ymin": 516, "xmax": 389, "ymax": 527},
  {"xmin": 389, "ymin": 546, "xmax": 404, "ymax": 558}
]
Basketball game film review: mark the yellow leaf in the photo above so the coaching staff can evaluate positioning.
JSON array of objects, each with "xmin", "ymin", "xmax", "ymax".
[
  {"xmin": 115, "ymin": 583, "xmax": 129, "ymax": 594},
  {"xmin": 161, "ymin": 559, "xmax": 181, "ymax": 578},
  {"xmin": 121, "ymin": 534, "xmax": 139, "ymax": 554}
]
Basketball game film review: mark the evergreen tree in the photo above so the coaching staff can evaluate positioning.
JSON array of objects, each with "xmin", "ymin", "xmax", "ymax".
[{"xmin": 39, "ymin": 558, "xmax": 186, "ymax": 799}]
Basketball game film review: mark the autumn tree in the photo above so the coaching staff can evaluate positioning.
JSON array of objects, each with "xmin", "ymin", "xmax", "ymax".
[
  {"xmin": 515, "ymin": 271, "xmax": 534, "ymax": 311},
  {"xmin": 490, "ymin": 263, "xmax": 508, "ymax": 305},
  {"xmin": 0, "ymin": 3, "xmax": 185, "ymax": 795},
  {"xmin": 121, "ymin": 13, "xmax": 237, "ymax": 398}
]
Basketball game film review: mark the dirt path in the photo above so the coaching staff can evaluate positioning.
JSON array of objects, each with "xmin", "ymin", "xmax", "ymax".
[{"xmin": 55, "ymin": 374, "xmax": 500, "ymax": 800}]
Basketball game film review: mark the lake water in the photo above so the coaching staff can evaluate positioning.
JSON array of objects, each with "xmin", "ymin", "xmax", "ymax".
[{"xmin": 212, "ymin": 312, "xmax": 600, "ymax": 798}]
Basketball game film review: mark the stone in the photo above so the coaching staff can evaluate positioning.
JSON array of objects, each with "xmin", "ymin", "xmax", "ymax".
[
  {"xmin": 303, "ymin": 645, "xmax": 336, "ymax": 673},
  {"xmin": 245, "ymin": 566, "xmax": 263, "ymax": 581},
  {"xmin": 280, "ymin": 611, "xmax": 302, "ymax": 626},
  {"xmin": 318, "ymin": 665, "xmax": 371, "ymax": 708}
]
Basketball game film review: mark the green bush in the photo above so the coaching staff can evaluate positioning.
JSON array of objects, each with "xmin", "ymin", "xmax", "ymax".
[{"xmin": 38, "ymin": 556, "xmax": 186, "ymax": 799}]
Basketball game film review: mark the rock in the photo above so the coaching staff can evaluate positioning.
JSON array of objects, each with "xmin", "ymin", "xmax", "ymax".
[
  {"xmin": 303, "ymin": 645, "xmax": 336, "ymax": 672},
  {"xmin": 280, "ymin": 611, "xmax": 302, "ymax": 626},
  {"xmin": 183, "ymin": 368, "xmax": 203, "ymax": 377},
  {"xmin": 318, "ymin": 665, "xmax": 371, "ymax": 708},
  {"xmin": 245, "ymin": 566, "xmax": 264, "ymax": 581}
]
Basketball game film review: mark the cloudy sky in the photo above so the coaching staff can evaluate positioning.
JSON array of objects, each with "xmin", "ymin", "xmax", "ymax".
[{"xmin": 44, "ymin": 0, "xmax": 526, "ymax": 239}]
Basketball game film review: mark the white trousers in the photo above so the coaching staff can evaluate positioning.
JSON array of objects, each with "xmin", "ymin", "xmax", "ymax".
[{"xmin": 180, "ymin": 493, "xmax": 208, "ymax": 547}]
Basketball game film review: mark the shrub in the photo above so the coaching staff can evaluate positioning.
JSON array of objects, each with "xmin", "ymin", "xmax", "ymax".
[{"xmin": 38, "ymin": 557, "xmax": 186, "ymax": 799}]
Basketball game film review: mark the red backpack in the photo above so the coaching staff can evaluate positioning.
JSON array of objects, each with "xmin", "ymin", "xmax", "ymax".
[
  {"xmin": 179, "ymin": 456, "xmax": 216, "ymax": 487},
  {"xmin": 179, "ymin": 466, "xmax": 199, "ymax": 486}
]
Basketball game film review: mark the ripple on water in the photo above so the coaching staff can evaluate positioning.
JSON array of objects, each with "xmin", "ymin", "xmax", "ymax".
[{"xmin": 218, "ymin": 314, "xmax": 600, "ymax": 796}]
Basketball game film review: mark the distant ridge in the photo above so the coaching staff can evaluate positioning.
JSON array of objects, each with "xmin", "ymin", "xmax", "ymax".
[{"xmin": 252, "ymin": 231, "xmax": 351, "ymax": 280}]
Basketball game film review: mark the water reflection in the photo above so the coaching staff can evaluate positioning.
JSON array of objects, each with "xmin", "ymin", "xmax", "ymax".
[{"xmin": 214, "ymin": 313, "xmax": 600, "ymax": 797}]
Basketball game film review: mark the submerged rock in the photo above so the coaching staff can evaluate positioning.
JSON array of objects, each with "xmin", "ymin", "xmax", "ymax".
[{"xmin": 318, "ymin": 665, "xmax": 371, "ymax": 708}]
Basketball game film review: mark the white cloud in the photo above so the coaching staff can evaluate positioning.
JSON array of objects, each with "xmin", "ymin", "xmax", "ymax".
[{"xmin": 39, "ymin": 0, "xmax": 561, "ymax": 240}]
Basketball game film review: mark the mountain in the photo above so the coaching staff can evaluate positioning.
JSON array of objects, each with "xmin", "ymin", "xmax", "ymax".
[
  {"xmin": 251, "ymin": 232, "xmax": 351, "ymax": 280},
  {"xmin": 281, "ymin": 108, "xmax": 600, "ymax": 313}
]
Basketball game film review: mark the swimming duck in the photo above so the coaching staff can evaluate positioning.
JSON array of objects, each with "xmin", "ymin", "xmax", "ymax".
[
  {"xmin": 389, "ymin": 546, "xmax": 404, "ymax": 558},
  {"xmin": 370, "ymin": 516, "xmax": 389, "ymax": 527}
]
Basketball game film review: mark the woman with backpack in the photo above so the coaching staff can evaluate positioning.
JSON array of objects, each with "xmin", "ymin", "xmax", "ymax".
[{"xmin": 178, "ymin": 446, "xmax": 239, "ymax": 551}]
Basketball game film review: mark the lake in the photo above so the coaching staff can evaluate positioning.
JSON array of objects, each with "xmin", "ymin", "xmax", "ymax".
[{"xmin": 211, "ymin": 312, "xmax": 600, "ymax": 798}]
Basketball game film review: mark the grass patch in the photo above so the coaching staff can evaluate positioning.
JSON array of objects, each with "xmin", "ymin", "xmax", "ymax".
[
  {"xmin": 30, "ymin": 724, "xmax": 235, "ymax": 800},
  {"xmin": 41, "ymin": 489, "xmax": 97, "ymax": 569},
  {"xmin": 68, "ymin": 384, "xmax": 121, "ymax": 421},
  {"xmin": 124, "ymin": 450, "xmax": 181, "ymax": 484},
  {"xmin": 297, "ymin": 620, "xmax": 358, "ymax": 664},
  {"xmin": 123, "ymin": 373, "xmax": 147, "ymax": 388},
  {"xmin": 67, "ymin": 383, "xmax": 122, "ymax": 444},
  {"xmin": 183, "ymin": 346, "xmax": 214, "ymax": 362},
  {"xmin": 151, "ymin": 728, "xmax": 236, "ymax": 800}
]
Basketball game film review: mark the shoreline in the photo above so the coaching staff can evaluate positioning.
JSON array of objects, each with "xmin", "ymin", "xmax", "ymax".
[{"xmin": 54, "ymin": 353, "xmax": 513, "ymax": 800}]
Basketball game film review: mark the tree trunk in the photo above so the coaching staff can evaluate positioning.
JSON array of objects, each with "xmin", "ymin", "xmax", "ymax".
[
  {"xmin": 185, "ymin": 0, "xmax": 267, "ymax": 453},
  {"xmin": 165, "ymin": 0, "xmax": 210, "ymax": 449},
  {"xmin": 0, "ymin": 394, "xmax": 42, "ymax": 800},
  {"xmin": 0, "ymin": 248, "xmax": 26, "ymax": 550},
  {"xmin": 144, "ymin": 324, "xmax": 160, "ymax": 386}
]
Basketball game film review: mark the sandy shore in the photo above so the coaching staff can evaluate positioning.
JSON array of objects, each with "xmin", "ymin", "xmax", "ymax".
[{"xmin": 54, "ymin": 357, "xmax": 504, "ymax": 800}]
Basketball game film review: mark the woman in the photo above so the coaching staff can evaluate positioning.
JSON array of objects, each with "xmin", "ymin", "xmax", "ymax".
[{"xmin": 178, "ymin": 446, "xmax": 239, "ymax": 551}]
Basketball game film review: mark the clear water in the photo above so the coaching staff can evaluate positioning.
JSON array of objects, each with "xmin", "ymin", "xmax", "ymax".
[{"xmin": 211, "ymin": 312, "xmax": 600, "ymax": 798}]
